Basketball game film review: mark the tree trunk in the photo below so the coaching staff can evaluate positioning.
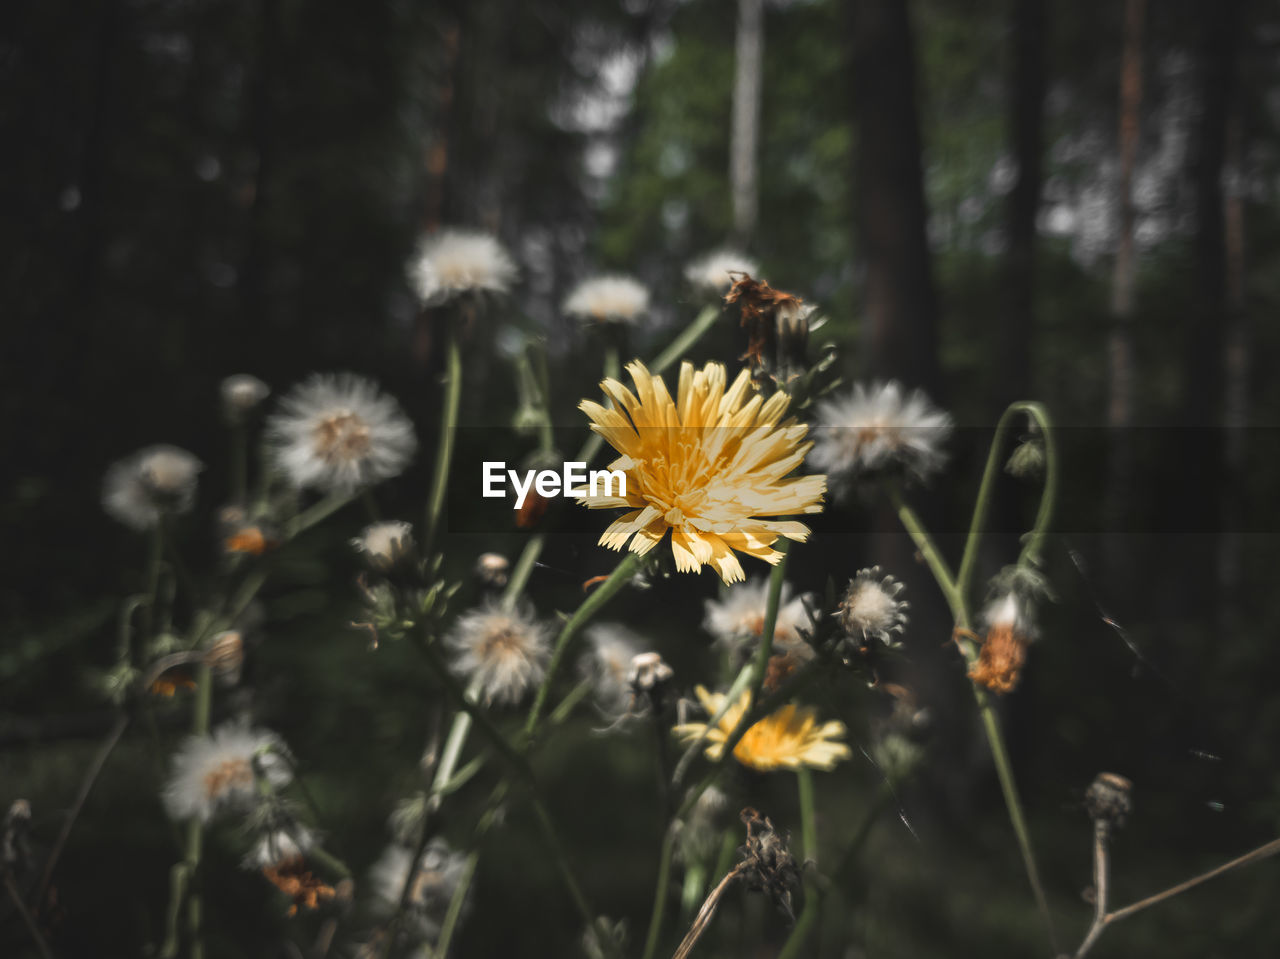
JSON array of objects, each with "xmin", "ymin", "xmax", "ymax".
[
  {"xmin": 849, "ymin": 0, "xmax": 941, "ymax": 396},
  {"xmin": 998, "ymin": 0, "xmax": 1045, "ymax": 409},
  {"xmin": 1103, "ymin": 0, "xmax": 1145, "ymax": 578},
  {"xmin": 730, "ymin": 0, "xmax": 764, "ymax": 248},
  {"xmin": 1176, "ymin": 0, "xmax": 1240, "ymax": 618}
]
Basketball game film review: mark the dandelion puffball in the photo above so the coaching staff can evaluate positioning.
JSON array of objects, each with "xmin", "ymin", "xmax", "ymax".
[{"xmin": 266, "ymin": 373, "xmax": 416, "ymax": 493}]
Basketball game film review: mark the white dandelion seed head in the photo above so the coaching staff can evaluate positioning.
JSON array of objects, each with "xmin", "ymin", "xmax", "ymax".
[
  {"xmin": 702, "ymin": 578, "xmax": 815, "ymax": 660},
  {"xmin": 564, "ymin": 275, "xmax": 650, "ymax": 325},
  {"xmin": 102, "ymin": 445, "xmax": 205, "ymax": 531},
  {"xmin": 684, "ymin": 250, "xmax": 760, "ymax": 294},
  {"xmin": 245, "ymin": 825, "xmax": 315, "ymax": 869},
  {"xmin": 810, "ymin": 381, "xmax": 953, "ymax": 491},
  {"xmin": 981, "ymin": 590, "xmax": 1037, "ymax": 641},
  {"xmin": 408, "ymin": 230, "xmax": 517, "ymax": 306},
  {"xmin": 266, "ymin": 373, "xmax": 416, "ymax": 493},
  {"xmin": 220, "ymin": 374, "xmax": 270, "ymax": 418},
  {"xmin": 579, "ymin": 623, "xmax": 646, "ymax": 717},
  {"xmin": 839, "ymin": 567, "xmax": 909, "ymax": 645},
  {"xmin": 162, "ymin": 722, "xmax": 292, "ymax": 824},
  {"xmin": 370, "ymin": 839, "xmax": 468, "ymax": 938},
  {"xmin": 445, "ymin": 600, "xmax": 551, "ymax": 706},
  {"xmin": 352, "ymin": 520, "xmax": 414, "ymax": 571}
]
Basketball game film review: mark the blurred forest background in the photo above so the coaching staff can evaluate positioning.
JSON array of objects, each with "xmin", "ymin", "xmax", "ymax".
[{"xmin": 4, "ymin": 0, "xmax": 1280, "ymax": 956}]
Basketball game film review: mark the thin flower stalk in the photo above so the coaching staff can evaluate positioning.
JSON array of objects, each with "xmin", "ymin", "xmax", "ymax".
[
  {"xmin": 955, "ymin": 401, "xmax": 1058, "ymax": 599},
  {"xmin": 424, "ymin": 318, "xmax": 464, "ymax": 555},
  {"xmin": 887, "ymin": 412, "xmax": 1061, "ymax": 952},
  {"xmin": 522, "ymin": 553, "xmax": 640, "ymax": 737},
  {"xmin": 776, "ymin": 768, "xmax": 819, "ymax": 959}
]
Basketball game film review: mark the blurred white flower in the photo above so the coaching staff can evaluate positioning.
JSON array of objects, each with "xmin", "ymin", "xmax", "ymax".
[
  {"xmin": 839, "ymin": 566, "xmax": 908, "ymax": 647},
  {"xmin": 446, "ymin": 600, "xmax": 551, "ymax": 705},
  {"xmin": 220, "ymin": 374, "xmax": 270, "ymax": 419},
  {"xmin": 162, "ymin": 722, "xmax": 291, "ymax": 823},
  {"xmin": 684, "ymin": 250, "xmax": 760, "ymax": 294},
  {"xmin": 579, "ymin": 623, "xmax": 646, "ymax": 717},
  {"xmin": 702, "ymin": 577, "xmax": 814, "ymax": 660},
  {"xmin": 564, "ymin": 275, "xmax": 650, "ymax": 324},
  {"xmin": 370, "ymin": 839, "xmax": 468, "ymax": 938},
  {"xmin": 810, "ymin": 381, "xmax": 952, "ymax": 490},
  {"xmin": 102, "ymin": 445, "xmax": 204, "ymax": 531},
  {"xmin": 266, "ymin": 373, "xmax": 416, "ymax": 493},
  {"xmin": 409, "ymin": 230, "xmax": 517, "ymax": 305},
  {"xmin": 352, "ymin": 520, "xmax": 414, "ymax": 571}
]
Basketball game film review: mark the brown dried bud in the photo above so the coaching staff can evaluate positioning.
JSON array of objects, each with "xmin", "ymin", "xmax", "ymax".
[
  {"xmin": 737, "ymin": 807, "xmax": 803, "ymax": 923},
  {"xmin": 1085, "ymin": 772, "xmax": 1133, "ymax": 827},
  {"xmin": 968, "ymin": 620, "xmax": 1029, "ymax": 694}
]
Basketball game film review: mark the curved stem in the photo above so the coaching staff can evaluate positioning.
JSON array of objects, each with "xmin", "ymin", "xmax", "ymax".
[
  {"xmin": 887, "ymin": 486, "xmax": 965, "ymax": 625},
  {"xmin": 523, "ymin": 553, "xmax": 638, "ymax": 737},
  {"xmin": 424, "ymin": 319, "xmax": 463, "ymax": 555}
]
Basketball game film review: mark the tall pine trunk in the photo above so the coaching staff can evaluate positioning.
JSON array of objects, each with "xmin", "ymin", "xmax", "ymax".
[
  {"xmin": 1176, "ymin": 0, "xmax": 1240, "ymax": 620},
  {"xmin": 849, "ymin": 0, "xmax": 941, "ymax": 395},
  {"xmin": 998, "ymin": 0, "xmax": 1045, "ymax": 410},
  {"xmin": 730, "ymin": 0, "xmax": 763, "ymax": 247},
  {"xmin": 1103, "ymin": 0, "xmax": 1145, "ymax": 580}
]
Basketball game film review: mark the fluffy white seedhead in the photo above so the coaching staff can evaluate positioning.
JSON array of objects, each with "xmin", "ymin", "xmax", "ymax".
[
  {"xmin": 370, "ymin": 839, "xmax": 468, "ymax": 938},
  {"xmin": 245, "ymin": 825, "xmax": 315, "ymax": 869},
  {"xmin": 102, "ymin": 445, "xmax": 205, "ymax": 531},
  {"xmin": 220, "ymin": 374, "xmax": 270, "ymax": 418},
  {"xmin": 810, "ymin": 381, "xmax": 953, "ymax": 492},
  {"xmin": 445, "ymin": 600, "xmax": 551, "ymax": 706},
  {"xmin": 352, "ymin": 520, "xmax": 414, "ymax": 571},
  {"xmin": 684, "ymin": 250, "xmax": 760, "ymax": 294},
  {"xmin": 564, "ymin": 275, "xmax": 650, "ymax": 324},
  {"xmin": 409, "ymin": 230, "xmax": 517, "ymax": 305},
  {"xmin": 981, "ymin": 590, "xmax": 1038, "ymax": 641},
  {"xmin": 702, "ymin": 577, "xmax": 814, "ymax": 659},
  {"xmin": 839, "ymin": 566, "xmax": 909, "ymax": 645},
  {"xmin": 579, "ymin": 623, "xmax": 646, "ymax": 717},
  {"xmin": 162, "ymin": 722, "xmax": 291, "ymax": 823},
  {"xmin": 266, "ymin": 373, "xmax": 416, "ymax": 493}
]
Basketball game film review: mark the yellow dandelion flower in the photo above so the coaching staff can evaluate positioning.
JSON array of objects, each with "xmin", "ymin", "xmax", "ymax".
[
  {"xmin": 577, "ymin": 360, "xmax": 826, "ymax": 585},
  {"xmin": 673, "ymin": 685, "xmax": 851, "ymax": 772}
]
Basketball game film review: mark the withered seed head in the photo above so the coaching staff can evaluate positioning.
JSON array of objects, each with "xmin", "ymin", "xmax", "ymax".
[
  {"xmin": 737, "ymin": 807, "xmax": 803, "ymax": 923},
  {"xmin": 1085, "ymin": 772, "xmax": 1133, "ymax": 827}
]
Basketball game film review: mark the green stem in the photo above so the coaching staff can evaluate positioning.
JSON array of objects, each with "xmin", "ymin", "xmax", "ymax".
[
  {"xmin": 230, "ymin": 422, "xmax": 247, "ymax": 506},
  {"xmin": 184, "ymin": 662, "xmax": 213, "ymax": 959},
  {"xmin": 522, "ymin": 553, "xmax": 639, "ymax": 737},
  {"xmin": 425, "ymin": 321, "xmax": 463, "ymax": 555},
  {"xmin": 139, "ymin": 520, "xmax": 166, "ymax": 658},
  {"xmin": 777, "ymin": 769, "xmax": 820, "ymax": 959},
  {"xmin": 431, "ymin": 676, "xmax": 484, "ymax": 807},
  {"xmin": 650, "ymin": 305, "xmax": 720, "ymax": 376},
  {"xmin": 640, "ymin": 824, "xmax": 678, "ymax": 959},
  {"xmin": 501, "ymin": 534, "xmax": 545, "ymax": 611},
  {"xmin": 888, "ymin": 479, "xmax": 1060, "ymax": 952},
  {"xmin": 548, "ymin": 678, "xmax": 593, "ymax": 726},
  {"xmin": 887, "ymin": 486, "xmax": 964, "ymax": 624},
  {"xmin": 955, "ymin": 401, "xmax": 1059, "ymax": 599},
  {"xmin": 433, "ymin": 850, "xmax": 479, "ymax": 958},
  {"xmin": 284, "ymin": 491, "xmax": 354, "ymax": 540}
]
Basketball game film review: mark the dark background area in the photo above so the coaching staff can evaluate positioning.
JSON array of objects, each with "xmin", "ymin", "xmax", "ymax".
[{"xmin": 4, "ymin": 0, "xmax": 1280, "ymax": 956}]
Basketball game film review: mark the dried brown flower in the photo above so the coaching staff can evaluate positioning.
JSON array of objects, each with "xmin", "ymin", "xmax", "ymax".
[
  {"xmin": 262, "ymin": 856, "xmax": 337, "ymax": 916},
  {"xmin": 724, "ymin": 273, "xmax": 804, "ymax": 370},
  {"xmin": 967, "ymin": 619, "xmax": 1029, "ymax": 694}
]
